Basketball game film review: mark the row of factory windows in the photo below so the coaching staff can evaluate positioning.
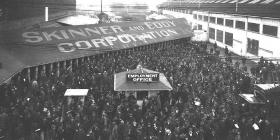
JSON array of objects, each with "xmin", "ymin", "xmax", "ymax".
[
  {"xmin": 209, "ymin": 27, "xmax": 260, "ymax": 56},
  {"xmin": 164, "ymin": 8, "xmax": 262, "ymax": 56},
  {"xmin": 209, "ymin": 27, "xmax": 233, "ymax": 47},
  {"xmin": 193, "ymin": 14, "xmax": 278, "ymax": 37}
]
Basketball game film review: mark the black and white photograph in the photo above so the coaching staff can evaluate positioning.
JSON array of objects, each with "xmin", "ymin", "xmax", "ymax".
[{"xmin": 0, "ymin": 0, "xmax": 280, "ymax": 139}]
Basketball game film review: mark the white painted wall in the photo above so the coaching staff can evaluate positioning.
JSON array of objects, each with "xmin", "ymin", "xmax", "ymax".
[{"xmin": 163, "ymin": 9, "xmax": 280, "ymax": 60}]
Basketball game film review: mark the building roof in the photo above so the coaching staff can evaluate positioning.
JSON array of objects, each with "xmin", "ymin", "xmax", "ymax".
[
  {"xmin": 159, "ymin": 0, "xmax": 280, "ymax": 19},
  {"xmin": 0, "ymin": 18, "xmax": 192, "ymax": 84}
]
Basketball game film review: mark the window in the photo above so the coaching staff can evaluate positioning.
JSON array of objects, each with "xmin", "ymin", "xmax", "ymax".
[
  {"xmin": 247, "ymin": 38, "xmax": 259, "ymax": 56},
  {"xmin": 217, "ymin": 18, "xmax": 224, "ymax": 25},
  {"xmin": 209, "ymin": 28, "xmax": 215, "ymax": 39},
  {"xmin": 235, "ymin": 20, "xmax": 245, "ymax": 30},
  {"xmin": 216, "ymin": 29, "xmax": 223, "ymax": 43},
  {"xmin": 263, "ymin": 25, "xmax": 278, "ymax": 37},
  {"xmin": 248, "ymin": 22, "xmax": 260, "ymax": 33},
  {"xmin": 193, "ymin": 14, "xmax": 197, "ymax": 19},
  {"xmin": 225, "ymin": 19, "xmax": 234, "ymax": 27},
  {"xmin": 198, "ymin": 24, "xmax": 202, "ymax": 30},
  {"xmin": 225, "ymin": 32, "xmax": 233, "ymax": 46},
  {"xmin": 198, "ymin": 15, "xmax": 203, "ymax": 20},
  {"xmin": 204, "ymin": 16, "xmax": 209, "ymax": 22},
  {"xmin": 193, "ymin": 25, "xmax": 198, "ymax": 30},
  {"xmin": 210, "ymin": 16, "xmax": 216, "ymax": 23}
]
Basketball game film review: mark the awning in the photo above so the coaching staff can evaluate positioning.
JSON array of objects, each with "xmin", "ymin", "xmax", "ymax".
[
  {"xmin": 255, "ymin": 84, "xmax": 280, "ymax": 93},
  {"xmin": 239, "ymin": 94, "xmax": 265, "ymax": 104},
  {"xmin": 0, "ymin": 18, "xmax": 192, "ymax": 84},
  {"xmin": 255, "ymin": 84, "xmax": 280, "ymax": 91},
  {"xmin": 114, "ymin": 66, "xmax": 173, "ymax": 91}
]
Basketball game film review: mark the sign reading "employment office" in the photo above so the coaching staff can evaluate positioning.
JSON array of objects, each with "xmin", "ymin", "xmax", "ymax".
[
  {"xmin": 127, "ymin": 73, "xmax": 159, "ymax": 82},
  {"xmin": 6, "ymin": 18, "xmax": 191, "ymax": 53}
]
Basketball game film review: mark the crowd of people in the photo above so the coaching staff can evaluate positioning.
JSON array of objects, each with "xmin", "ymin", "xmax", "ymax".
[
  {"xmin": 0, "ymin": 39, "xmax": 280, "ymax": 140},
  {"xmin": 223, "ymin": 45, "xmax": 280, "ymax": 84}
]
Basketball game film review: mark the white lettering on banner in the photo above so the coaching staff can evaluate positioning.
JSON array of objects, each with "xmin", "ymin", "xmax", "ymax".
[
  {"xmin": 127, "ymin": 34, "xmax": 137, "ymax": 42},
  {"xmin": 91, "ymin": 39, "xmax": 108, "ymax": 48},
  {"xmin": 118, "ymin": 35, "xmax": 131, "ymax": 43},
  {"xmin": 154, "ymin": 22, "xmax": 163, "ymax": 28},
  {"xmin": 60, "ymin": 30, "xmax": 70, "ymax": 39},
  {"xmin": 68, "ymin": 29, "xmax": 87, "ymax": 38},
  {"xmin": 99, "ymin": 26, "xmax": 112, "ymax": 34},
  {"xmin": 162, "ymin": 22, "xmax": 172, "ymax": 27},
  {"xmin": 42, "ymin": 31, "xmax": 63, "ymax": 41},
  {"xmin": 129, "ymin": 26, "xmax": 145, "ymax": 31},
  {"xmin": 54, "ymin": 29, "xmax": 180, "ymax": 52},
  {"xmin": 146, "ymin": 31, "xmax": 156, "ymax": 38},
  {"xmin": 167, "ymin": 20, "xmax": 176, "ymax": 26},
  {"xmin": 137, "ymin": 33, "xmax": 153, "ymax": 43},
  {"xmin": 144, "ymin": 22, "xmax": 154, "ymax": 29},
  {"xmin": 146, "ymin": 29, "xmax": 178, "ymax": 39},
  {"xmin": 84, "ymin": 28, "xmax": 101, "ymax": 35},
  {"xmin": 21, "ymin": 20, "xmax": 180, "ymax": 43},
  {"xmin": 144, "ymin": 20, "xmax": 176, "ymax": 29},
  {"xmin": 104, "ymin": 36, "xmax": 118, "ymax": 45},
  {"xmin": 57, "ymin": 43, "xmax": 76, "ymax": 52},
  {"xmin": 22, "ymin": 32, "xmax": 43, "ymax": 43},
  {"xmin": 155, "ymin": 31, "xmax": 162, "ymax": 37},
  {"xmin": 57, "ymin": 29, "xmax": 181, "ymax": 52},
  {"xmin": 75, "ymin": 41, "xmax": 92, "ymax": 49},
  {"xmin": 19, "ymin": 19, "xmax": 187, "ymax": 53},
  {"xmin": 22, "ymin": 26, "xmax": 125, "ymax": 43},
  {"xmin": 160, "ymin": 30, "xmax": 170, "ymax": 36},
  {"xmin": 111, "ymin": 25, "xmax": 125, "ymax": 33},
  {"xmin": 167, "ymin": 29, "xmax": 178, "ymax": 35}
]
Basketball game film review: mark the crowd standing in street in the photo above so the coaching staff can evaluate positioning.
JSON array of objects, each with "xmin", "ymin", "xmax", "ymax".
[{"xmin": 0, "ymin": 40, "xmax": 279, "ymax": 140}]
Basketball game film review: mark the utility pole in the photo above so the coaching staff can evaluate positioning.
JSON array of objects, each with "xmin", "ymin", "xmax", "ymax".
[
  {"xmin": 44, "ymin": 0, "xmax": 48, "ymax": 21},
  {"xmin": 101, "ymin": 0, "xmax": 103, "ymax": 13},
  {"xmin": 45, "ymin": 7, "xmax": 48, "ymax": 21},
  {"xmin": 168, "ymin": 0, "xmax": 170, "ymax": 9},
  {"xmin": 180, "ymin": 0, "xmax": 182, "ymax": 7},
  {"xmin": 235, "ymin": 0, "xmax": 239, "ymax": 12}
]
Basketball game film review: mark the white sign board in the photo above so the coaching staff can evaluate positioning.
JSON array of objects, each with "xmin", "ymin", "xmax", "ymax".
[{"xmin": 64, "ymin": 89, "xmax": 89, "ymax": 96}]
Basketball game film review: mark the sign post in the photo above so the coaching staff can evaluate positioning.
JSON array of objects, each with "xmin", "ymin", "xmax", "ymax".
[{"xmin": 45, "ymin": 7, "xmax": 48, "ymax": 21}]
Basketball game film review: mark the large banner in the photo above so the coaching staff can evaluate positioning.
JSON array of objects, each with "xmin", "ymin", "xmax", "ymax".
[
  {"xmin": 0, "ymin": 18, "xmax": 192, "ymax": 84},
  {"xmin": 5, "ymin": 18, "xmax": 192, "ymax": 53}
]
